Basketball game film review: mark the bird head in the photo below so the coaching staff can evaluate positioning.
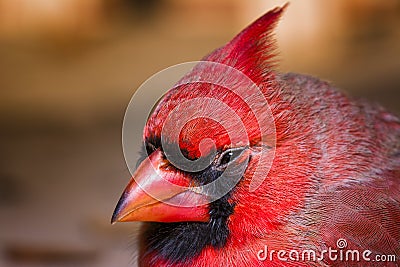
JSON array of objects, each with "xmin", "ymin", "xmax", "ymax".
[{"xmin": 111, "ymin": 4, "xmax": 310, "ymax": 264}]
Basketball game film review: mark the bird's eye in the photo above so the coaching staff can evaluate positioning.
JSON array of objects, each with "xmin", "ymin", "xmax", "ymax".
[{"xmin": 217, "ymin": 147, "xmax": 246, "ymax": 168}]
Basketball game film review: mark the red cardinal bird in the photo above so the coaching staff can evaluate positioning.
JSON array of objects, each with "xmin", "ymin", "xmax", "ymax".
[{"xmin": 112, "ymin": 5, "xmax": 400, "ymax": 266}]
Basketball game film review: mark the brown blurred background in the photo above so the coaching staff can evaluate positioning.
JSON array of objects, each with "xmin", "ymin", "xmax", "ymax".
[{"xmin": 0, "ymin": 0, "xmax": 399, "ymax": 266}]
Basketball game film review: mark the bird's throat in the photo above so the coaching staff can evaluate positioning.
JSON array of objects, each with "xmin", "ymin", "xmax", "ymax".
[{"xmin": 140, "ymin": 195, "xmax": 234, "ymax": 265}]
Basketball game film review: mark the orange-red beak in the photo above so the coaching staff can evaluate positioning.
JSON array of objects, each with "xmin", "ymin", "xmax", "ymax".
[{"xmin": 111, "ymin": 149, "xmax": 210, "ymax": 223}]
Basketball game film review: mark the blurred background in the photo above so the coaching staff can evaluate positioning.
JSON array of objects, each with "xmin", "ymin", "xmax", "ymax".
[{"xmin": 0, "ymin": 0, "xmax": 399, "ymax": 266}]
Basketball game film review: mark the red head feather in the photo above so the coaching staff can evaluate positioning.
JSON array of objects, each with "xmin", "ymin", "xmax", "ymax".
[{"xmin": 144, "ymin": 5, "xmax": 288, "ymax": 159}]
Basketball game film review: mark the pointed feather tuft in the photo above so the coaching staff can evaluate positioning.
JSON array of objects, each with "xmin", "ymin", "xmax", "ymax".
[{"xmin": 204, "ymin": 3, "xmax": 288, "ymax": 84}]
